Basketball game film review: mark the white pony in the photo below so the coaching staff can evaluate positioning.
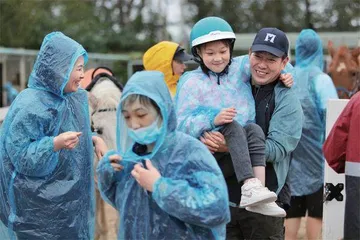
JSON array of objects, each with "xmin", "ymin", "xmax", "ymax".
[{"xmin": 87, "ymin": 74, "xmax": 122, "ymax": 240}]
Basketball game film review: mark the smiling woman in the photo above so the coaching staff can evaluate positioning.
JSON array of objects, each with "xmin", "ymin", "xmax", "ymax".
[
  {"xmin": 64, "ymin": 56, "xmax": 85, "ymax": 93},
  {"xmin": 0, "ymin": 32, "xmax": 99, "ymax": 240}
]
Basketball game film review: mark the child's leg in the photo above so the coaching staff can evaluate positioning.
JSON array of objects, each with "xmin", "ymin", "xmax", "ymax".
[
  {"xmin": 244, "ymin": 123, "xmax": 267, "ymax": 186},
  {"xmin": 220, "ymin": 121, "xmax": 266, "ymax": 184},
  {"xmin": 220, "ymin": 122, "xmax": 278, "ymax": 208},
  {"xmin": 219, "ymin": 121, "xmax": 255, "ymax": 184}
]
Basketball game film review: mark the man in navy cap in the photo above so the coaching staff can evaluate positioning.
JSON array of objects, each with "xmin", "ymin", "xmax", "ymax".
[{"xmin": 223, "ymin": 28, "xmax": 303, "ymax": 239}]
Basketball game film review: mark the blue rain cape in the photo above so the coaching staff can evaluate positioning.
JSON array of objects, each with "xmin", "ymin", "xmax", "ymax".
[
  {"xmin": 289, "ymin": 29, "xmax": 338, "ymax": 196},
  {"xmin": 174, "ymin": 55, "xmax": 294, "ymax": 139},
  {"xmin": 96, "ymin": 71, "xmax": 230, "ymax": 240},
  {"xmin": 0, "ymin": 32, "xmax": 95, "ymax": 239},
  {"xmin": 174, "ymin": 56, "xmax": 255, "ymax": 139},
  {"xmin": 4, "ymin": 83, "xmax": 18, "ymax": 105}
]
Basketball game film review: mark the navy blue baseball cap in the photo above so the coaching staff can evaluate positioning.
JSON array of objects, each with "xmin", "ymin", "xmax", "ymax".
[{"xmin": 251, "ymin": 28, "xmax": 289, "ymax": 57}]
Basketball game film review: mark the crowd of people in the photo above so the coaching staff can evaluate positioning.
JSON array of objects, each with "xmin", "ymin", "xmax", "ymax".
[{"xmin": 0, "ymin": 16, "xmax": 358, "ymax": 240}]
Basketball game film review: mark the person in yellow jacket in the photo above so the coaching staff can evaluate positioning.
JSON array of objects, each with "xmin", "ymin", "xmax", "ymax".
[{"xmin": 143, "ymin": 41, "xmax": 193, "ymax": 97}]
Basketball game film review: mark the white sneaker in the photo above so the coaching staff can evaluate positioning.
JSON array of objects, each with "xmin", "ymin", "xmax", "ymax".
[
  {"xmin": 245, "ymin": 202, "xmax": 287, "ymax": 217},
  {"xmin": 239, "ymin": 178, "xmax": 277, "ymax": 208}
]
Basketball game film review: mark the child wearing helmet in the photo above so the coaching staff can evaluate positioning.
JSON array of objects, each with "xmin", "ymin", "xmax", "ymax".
[
  {"xmin": 175, "ymin": 17, "xmax": 292, "ymax": 217},
  {"xmin": 143, "ymin": 41, "xmax": 193, "ymax": 97}
]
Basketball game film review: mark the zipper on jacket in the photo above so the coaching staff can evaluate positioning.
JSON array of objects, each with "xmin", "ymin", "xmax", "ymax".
[{"xmin": 217, "ymin": 74, "xmax": 220, "ymax": 85}]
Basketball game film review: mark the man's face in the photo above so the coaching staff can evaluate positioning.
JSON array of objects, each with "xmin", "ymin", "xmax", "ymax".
[{"xmin": 249, "ymin": 51, "xmax": 288, "ymax": 85}]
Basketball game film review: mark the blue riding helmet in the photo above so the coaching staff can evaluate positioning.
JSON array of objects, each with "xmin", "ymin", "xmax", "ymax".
[{"xmin": 190, "ymin": 16, "xmax": 236, "ymax": 58}]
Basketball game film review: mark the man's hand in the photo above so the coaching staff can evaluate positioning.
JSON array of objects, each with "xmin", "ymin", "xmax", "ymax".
[
  {"xmin": 92, "ymin": 136, "xmax": 108, "ymax": 160},
  {"xmin": 279, "ymin": 73, "xmax": 293, "ymax": 88},
  {"xmin": 210, "ymin": 132, "xmax": 229, "ymax": 153},
  {"xmin": 131, "ymin": 160, "xmax": 161, "ymax": 192},
  {"xmin": 214, "ymin": 108, "xmax": 237, "ymax": 126},
  {"xmin": 201, "ymin": 131, "xmax": 229, "ymax": 153},
  {"xmin": 54, "ymin": 131, "xmax": 82, "ymax": 151}
]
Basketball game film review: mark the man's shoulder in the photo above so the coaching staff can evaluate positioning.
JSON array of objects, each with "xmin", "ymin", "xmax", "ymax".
[{"xmin": 274, "ymin": 83, "xmax": 302, "ymax": 108}]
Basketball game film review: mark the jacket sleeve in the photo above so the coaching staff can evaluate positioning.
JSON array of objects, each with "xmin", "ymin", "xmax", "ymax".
[
  {"xmin": 151, "ymin": 144, "xmax": 230, "ymax": 228},
  {"xmin": 265, "ymin": 88, "xmax": 303, "ymax": 163},
  {"xmin": 322, "ymin": 102, "xmax": 352, "ymax": 173},
  {"xmin": 96, "ymin": 150, "xmax": 129, "ymax": 208},
  {"xmin": 4, "ymin": 110, "xmax": 59, "ymax": 177},
  {"xmin": 175, "ymin": 75, "xmax": 218, "ymax": 138}
]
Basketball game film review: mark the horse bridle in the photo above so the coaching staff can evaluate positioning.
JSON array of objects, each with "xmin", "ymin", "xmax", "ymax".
[
  {"xmin": 91, "ymin": 108, "xmax": 117, "ymax": 134},
  {"xmin": 329, "ymin": 70, "xmax": 360, "ymax": 99},
  {"xmin": 87, "ymin": 67, "xmax": 123, "ymax": 134},
  {"xmin": 85, "ymin": 66, "xmax": 124, "ymax": 92}
]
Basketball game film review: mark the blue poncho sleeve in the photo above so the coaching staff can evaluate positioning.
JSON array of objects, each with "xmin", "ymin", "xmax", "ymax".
[
  {"xmin": 175, "ymin": 73, "xmax": 218, "ymax": 138},
  {"xmin": 151, "ymin": 143, "xmax": 230, "ymax": 228},
  {"xmin": 4, "ymin": 99, "xmax": 59, "ymax": 177}
]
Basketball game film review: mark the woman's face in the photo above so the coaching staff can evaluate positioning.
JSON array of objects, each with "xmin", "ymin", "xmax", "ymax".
[
  {"xmin": 64, "ymin": 56, "xmax": 85, "ymax": 93},
  {"xmin": 122, "ymin": 99, "xmax": 159, "ymax": 130}
]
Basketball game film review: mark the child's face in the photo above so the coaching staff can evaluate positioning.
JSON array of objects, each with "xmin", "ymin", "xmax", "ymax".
[
  {"xmin": 198, "ymin": 41, "xmax": 230, "ymax": 73},
  {"xmin": 122, "ymin": 99, "xmax": 159, "ymax": 130},
  {"xmin": 64, "ymin": 56, "xmax": 85, "ymax": 93}
]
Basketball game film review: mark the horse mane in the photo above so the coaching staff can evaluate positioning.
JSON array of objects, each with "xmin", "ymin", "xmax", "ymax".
[{"xmin": 90, "ymin": 77, "xmax": 122, "ymax": 111}]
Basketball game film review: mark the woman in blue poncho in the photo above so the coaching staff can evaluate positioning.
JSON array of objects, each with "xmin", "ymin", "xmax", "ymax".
[
  {"xmin": 0, "ymin": 32, "xmax": 103, "ymax": 239},
  {"xmin": 96, "ymin": 70, "xmax": 230, "ymax": 239}
]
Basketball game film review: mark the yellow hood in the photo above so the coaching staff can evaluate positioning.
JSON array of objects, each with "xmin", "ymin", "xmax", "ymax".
[{"xmin": 143, "ymin": 41, "xmax": 180, "ymax": 97}]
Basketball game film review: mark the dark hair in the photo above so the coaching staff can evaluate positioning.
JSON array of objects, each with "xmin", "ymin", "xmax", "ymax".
[{"xmin": 121, "ymin": 94, "xmax": 161, "ymax": 115}]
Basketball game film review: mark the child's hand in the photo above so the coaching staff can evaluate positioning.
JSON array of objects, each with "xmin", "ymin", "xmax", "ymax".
[
  {"xmin": 92, "ymin": 135, "xmax": 108, "ymax": 160},
  {"xmin": 131, "ymin": 160, "xmax": 161, "ymax": 192},
  {"xmin": 54, "ymin": 131, "xmax": 82, "ymax": 151},
  {"xmin": 109, "ymin": 154, "xmax": 123, "ymax": 171},
  {"xmin": 280, "ymin": 73, "xmax": 293, "ymax": 88},
  {"xmin": 214, "ymin": 108, "xmax": 237, "ymax": 126}
]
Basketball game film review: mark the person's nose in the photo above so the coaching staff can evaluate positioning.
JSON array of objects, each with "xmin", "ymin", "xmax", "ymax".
[
  {"xmin": 214, "ymin": 54, "xmax": 222, "ymax": 62},
  {"xmin": 182, "ymin": 63, "xmax": 187, "ymax": 70},
  {"xmin": 130, "ymin": 119, "xmax": 141, "ymax": 130},
  {"xmin": 257, "ymin": 59, "xmax": 267, "ymax": 69}
]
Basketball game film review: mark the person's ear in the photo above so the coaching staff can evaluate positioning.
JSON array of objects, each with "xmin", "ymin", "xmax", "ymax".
[
  {"xmin": 196, "ymin": 47, "xmax": 202, "ymax": 57},
  {"xmin": 281, "ymin": 56, "xmax": 290, "ymax": 70},
  {"xmin": 248, "ymin": 48, "xmax": 252, "ymax": 57}
]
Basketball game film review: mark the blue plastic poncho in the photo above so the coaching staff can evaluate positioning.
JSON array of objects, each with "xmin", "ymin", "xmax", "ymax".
[
  {"xmin": 175, "ymin": 55, "xmax": 294, "ymax": 139},
  {"xmin": 289, "ymin": 29, "xmax": 338, "ymax": 196},
  {"xmin": 0, "ymin": 32, "xmax": 95, "ymax": 239},
  {"xmin": 4, "ymin": 83, "xmax": 18, "ymax": 105},
  {"xmin": 96, "ymin": 71, "xmax": 230, "ymax": 240},
  {"xmin": 175, "ymin": 56, "xmax": 255, "ymax": 139}
]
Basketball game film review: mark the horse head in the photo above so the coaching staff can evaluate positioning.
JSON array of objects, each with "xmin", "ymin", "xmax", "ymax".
[
  {"xmin": 88, "ymin": 77, "xmax": 122, "ymax": 152},
  {"xmin": 327, "ymin": 41, "xmax": 360, "ymax": 99}
]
